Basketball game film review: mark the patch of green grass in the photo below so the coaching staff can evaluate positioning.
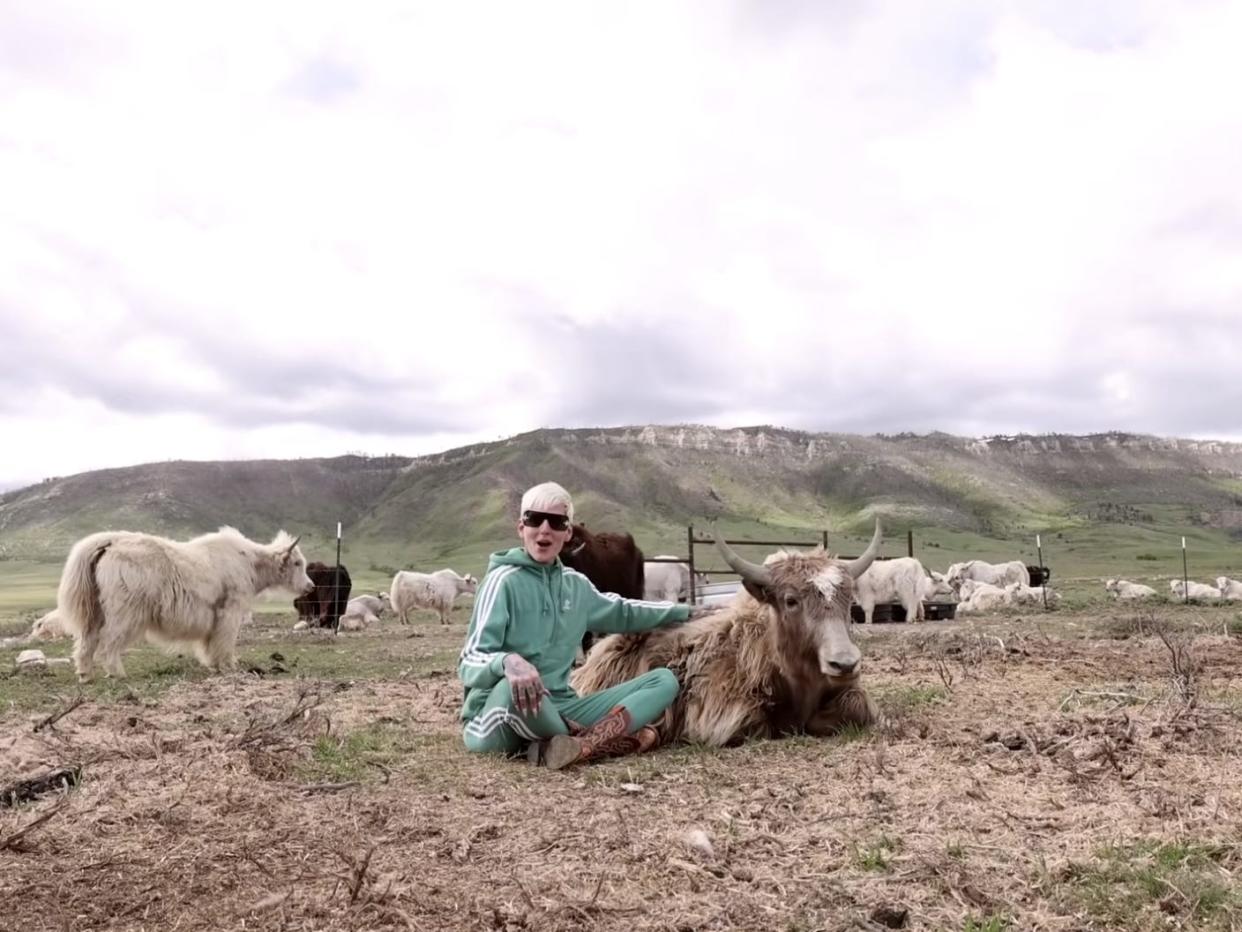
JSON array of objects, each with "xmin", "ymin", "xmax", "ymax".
[
  {"xmin": 831, "ymin": 722, "xmax": 872, "ymax": 744},
  {"xmin": 853, "ymin": 834, "xmax": 900, "ymax": 872},
  {"xmin": 963, "ymin": 916, "xmax": 1010, "ymax": 932},
  {"xmin": 298, "ymin": 724, "xmax": 418, "ymax": 783},
  {"xmin": 877, "ymin": 684, "xmax": 948, "ymax": 715},
  {"xmin": 1063, "ymin": 839, "xmax": 1240, "ymax": 929},
  {"xmin": 946, "ymin": 841, "xmax": 966, "ymax": 860}
]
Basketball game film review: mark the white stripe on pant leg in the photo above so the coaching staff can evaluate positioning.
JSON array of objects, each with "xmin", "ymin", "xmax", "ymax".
[
  {"xmin": 465, "ymin": 706, "xmax": 510, "ymax": 733},
  {"xmin": 506, "ymin": 714, "xmax": 539, "ymax": 741},
  {"xmin": 466, "ymin": 709, "xmax": 517, "ymax": 739},
  {"xmin": 464, "ymin": 706, "xmax": 512, "ymax": 736}
]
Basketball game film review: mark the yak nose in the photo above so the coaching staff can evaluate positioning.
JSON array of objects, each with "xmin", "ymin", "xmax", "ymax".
[{"xmin": 826, "ymin": 657, "xmax": 859, "ymax": 677}]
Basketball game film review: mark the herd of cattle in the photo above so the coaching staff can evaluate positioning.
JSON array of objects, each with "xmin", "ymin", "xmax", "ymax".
[{"xmin": 11, "ymin": 521, "xmax": 1242, "ymax": 691}]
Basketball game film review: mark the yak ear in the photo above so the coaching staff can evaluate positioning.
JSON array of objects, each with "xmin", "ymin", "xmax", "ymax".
[{"xmin": 740, "ymin": 578, "xmax": 774, "ymax": 605}]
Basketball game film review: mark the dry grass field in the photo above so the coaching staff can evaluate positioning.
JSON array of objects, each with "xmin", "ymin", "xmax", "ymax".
[{"xmin": 2, "ymin": 603, "xmax": 1241, "ymax": 932}]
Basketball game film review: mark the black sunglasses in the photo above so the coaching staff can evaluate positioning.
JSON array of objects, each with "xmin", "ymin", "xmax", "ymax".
[{"xmin": 521, "ymin": 510, "xmax": 571, "ymax": 532}]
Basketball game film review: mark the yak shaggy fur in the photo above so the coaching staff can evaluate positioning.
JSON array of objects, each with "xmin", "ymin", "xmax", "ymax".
[
  {"xmin": 572, "ymin": 548, "xmax": 875, "ymax": 747},
  {"xmin": 57, "ymin": 526, "xmax": 312, "ymax": 681}
]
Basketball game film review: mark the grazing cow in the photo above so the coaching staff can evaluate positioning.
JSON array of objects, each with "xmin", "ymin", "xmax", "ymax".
[
  {"xmin": 571, "ymin": 521, "xmax": 883, "ymax": 746},
  {"xmin": 945, "ymin": 560, "xmax": 1030, "ymax": 593},
  {"xmin": 643, "ymin": 557, "xmax": 709, "ymax": 602},
  {"xmin": 1105, "ymin": 579, "xmax": 1158, "ymax": 601},
  {"xmin": 853, "ymin": 557, "xmax": 948, "ymax": 624},
  {"xmin": 57, "ymin": 527, "xmax": 313, "ymax": 681},
  {"xmin": 390, "ymin": 569, "xmax": 478, "ymax": 625},
  {"xmin": 1214, "ymin": 577, "xmax": 1242, "ymax": 600},
  {"xmin": 28, "ymin": 608, "xmax": 69, "ymax": 641},
  {"xmin": 1170, "ymin": 579, "xmax": 1222, "ymax": 601},
  {"xmin": 561, "ymin": 524, "xmax": 646, "ymax": 653},
  {"xmin": 296, "ymin": 562, "xmax": 352, "ymax": 628}
]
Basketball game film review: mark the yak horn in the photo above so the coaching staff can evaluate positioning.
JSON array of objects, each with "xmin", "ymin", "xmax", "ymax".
[
  {"xmin": 286, "ymin": 535, "xmax": 301, "ymax": 553},
  {"xmin": 711, "ymin": 524, "xmax": 773, "ymax": 589},
  {"xmin": 843, "ymin": 519, "xmax": 882, "ymax": 579}
]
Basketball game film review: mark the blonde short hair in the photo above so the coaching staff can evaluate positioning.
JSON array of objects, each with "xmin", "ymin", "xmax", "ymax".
[{"xmin": 520, "ymin": 481, "xmax": 574, "ymax": 524}]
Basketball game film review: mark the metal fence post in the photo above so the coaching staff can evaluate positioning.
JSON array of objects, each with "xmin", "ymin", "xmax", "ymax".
[
  {"xmin": 333, "ymin": 521, "xmax": 343, "ymax": 635},
  {"xmin": 1182, "ymin": 536, "xmax": 1189, "ymax": 604},
  {"xmin": 687, "ymin": 524, "xmax": 696, "ymax": 605}
]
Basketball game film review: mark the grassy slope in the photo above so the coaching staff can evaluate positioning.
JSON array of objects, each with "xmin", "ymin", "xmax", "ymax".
[{"xmin": 2, "ymin": 427, "xmax": 1241, "ymax": 615}]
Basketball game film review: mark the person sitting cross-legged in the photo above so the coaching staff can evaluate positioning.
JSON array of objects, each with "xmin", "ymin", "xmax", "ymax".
[{"xmin": 458, "ymin": 481, "xmax": 715, "ymax": 769}]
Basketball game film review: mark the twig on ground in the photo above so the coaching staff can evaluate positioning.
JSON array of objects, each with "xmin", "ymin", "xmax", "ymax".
[
  {"xmin": 32, "ymin": 695, "xmax": 89, "ymax": 732},
  {"xmin": 284, "ymin": 780, "xmax": 361, "ymax": 794},
  {"xmin": 0, "ymin": 800, "xmax": 68, "ymax": 851}
]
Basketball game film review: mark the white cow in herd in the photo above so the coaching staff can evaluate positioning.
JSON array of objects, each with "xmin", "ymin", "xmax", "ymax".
[
  {"xmin": 853, "ymin": 557, "xmax": 950, "ymax": 624},
  {"xmin": 336, "ymin": 592, "xmax": 392, "ymax": 631},
  {"xmin": 1214, "ymin": 577, "xmax": 1242, "ymax": 600},
  {"xmin": 945, "ymin": 560, "xmax": 1030, "ymax": 592},
  {"xmin": 1169, "ymin": 579, "xmax": 1221, "ymax": 601},
  {"xmin": 57, "ymin": 527, "xmax": 313, "ymax": 681},
  {"xmin": 1104, "ymin": 579, "xmax": 1158, "ymax": 601},
  {"xmin": 955, "ymin": 579, "xmax": 1012, "ymax": 613},
  {"xmin": 1005, "ymin": 582, "xmax": 1060, "ymax": 605},
  {"xmin": 390, "ymin": 569, "xmax": 478, "ymax": 625},
  {"xmin": 643, "ymin": 557, "xmax": 710, "ymax": 603}
]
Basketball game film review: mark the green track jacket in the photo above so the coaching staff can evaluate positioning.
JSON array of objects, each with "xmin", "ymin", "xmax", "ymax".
[{"xmin": 458, "ymin": 547, "xmax": 690, "ymax": 721}]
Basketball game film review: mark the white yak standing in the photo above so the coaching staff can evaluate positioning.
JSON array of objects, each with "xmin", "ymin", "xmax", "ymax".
[
  {"xmin": 57, "ymin": 527, "xmax": 313, "ymax": 681},
  {"xmin": 390, "ymin": 569, "xmax": 478, "ymax": 625},
  {"xmin": 853, "ymin": 557, "xmax": 947, "ymax": 624}
]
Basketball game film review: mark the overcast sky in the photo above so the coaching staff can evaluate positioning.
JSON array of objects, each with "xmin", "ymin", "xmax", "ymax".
[{"xmin": 3, "ymin": 1, "xmax": 1241, "ymax": 490}]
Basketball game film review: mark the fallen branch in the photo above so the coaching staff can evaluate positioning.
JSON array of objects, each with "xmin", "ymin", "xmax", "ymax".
[
  {"xmin": 33, "ymin": 695, "xmax": 90, "ymax": 733},
  {"xmin": 0, "ymin": 800, "xmax": 67, "ymax": 851},
  {"xmin": 284, "ymin": 780, "xmax": 361, "ymax": 794}
]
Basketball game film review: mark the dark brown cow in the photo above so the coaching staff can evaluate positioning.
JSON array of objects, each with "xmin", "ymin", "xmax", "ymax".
[
  {"xmin": 560, "ymin": 524, "xmax": 645, "ymax": 654},
  {"xmin": 295, "ymin": 561, "xmax": 352, "ymax": 628}
]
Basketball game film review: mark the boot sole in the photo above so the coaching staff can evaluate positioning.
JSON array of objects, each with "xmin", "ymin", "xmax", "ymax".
[{"xmin": 543, "ymin": 735, "xmax": 582, "ymax": 770}]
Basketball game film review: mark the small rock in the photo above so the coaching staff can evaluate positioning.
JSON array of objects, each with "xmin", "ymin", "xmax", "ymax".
[
  {"xmin": 1000, "ymin": 733, "xmax": 1026, "ymax": 750},
  {"xmin": 683, "ymin": 828, "xmax": 715, "ymax": 861},
  {"xmin": 730, "ymin": 866, "xmax": 754, "ymax": 882},
  {"xmin": 15, "ymin": 649, "xmax": 47, "ymax": 670},
  {"xmin": 619, "ymin": 783, "xmax": 643, "ymax": 794},
  {"xmin": 870, "ymin": 905, "xmax": 909, "ymax": 928},
  {"xmin": 292, "ymin": 621, "xmax": 309, "ymax": 632}
]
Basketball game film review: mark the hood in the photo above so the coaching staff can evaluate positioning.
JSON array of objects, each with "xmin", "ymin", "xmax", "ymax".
[{"xmin": 486, "ymin": 547, "xmax": 561, "ymax": 574}]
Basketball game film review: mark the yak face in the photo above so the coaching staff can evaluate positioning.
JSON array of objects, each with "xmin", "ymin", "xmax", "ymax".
[
  {"xmin": 715, "ymin": 519, "xmax": 881, "ymax": 685},
  {"xmin": 273, "ymin": 534, "xmax": 315, "ymax": 595},
  {"xmin": 755, "ymin": 555, "xmax": 862, "ymax": 683}
]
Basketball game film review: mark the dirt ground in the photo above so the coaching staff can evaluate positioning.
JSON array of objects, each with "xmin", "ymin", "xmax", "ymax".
[{"xmin": 2, "ymin": 605, "xmax": 1240, "ymax": 932}]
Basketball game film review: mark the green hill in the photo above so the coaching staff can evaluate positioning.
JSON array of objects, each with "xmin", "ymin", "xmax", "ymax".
[{"xmin": 2, "ymin": 426, "xmax": 1241, "ymax": 596}]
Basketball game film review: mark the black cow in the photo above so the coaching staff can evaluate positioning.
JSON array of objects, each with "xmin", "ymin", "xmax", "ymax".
[
  {"xmin": 560, "ymin": 524, "xmax": 645, "ymax": 655},
  {"xmin": 294, "ymin": 561, "xmax": 353, "ymax": 628}
]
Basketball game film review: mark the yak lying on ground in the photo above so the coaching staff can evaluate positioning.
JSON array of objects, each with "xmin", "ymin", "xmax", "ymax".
[
  {"xmin": 571, "ymin": 521, "xmax": 882, "ymax": 746},
  {"xmin": 57, "ymin": 527, "xmax": 313, "ymax": 681}
]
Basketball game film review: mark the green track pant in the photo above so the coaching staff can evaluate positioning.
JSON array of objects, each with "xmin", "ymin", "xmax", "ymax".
[{"xmin": 462, "ymin": 668, "xmax": 678, "ymax": 754}]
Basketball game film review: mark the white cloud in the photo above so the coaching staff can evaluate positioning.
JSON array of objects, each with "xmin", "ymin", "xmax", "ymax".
[{"xmin": 2, "ymin": 0, "xmax": 1242, "ymax": 487}]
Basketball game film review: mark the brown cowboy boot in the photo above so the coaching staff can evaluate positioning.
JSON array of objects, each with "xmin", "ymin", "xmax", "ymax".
[{"xmin": 535, "ymin": 706, "xmax": 661, "ymax": 770}]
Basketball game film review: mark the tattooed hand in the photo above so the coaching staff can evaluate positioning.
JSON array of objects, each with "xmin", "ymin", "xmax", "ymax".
[
  {"xmin": 686, "ymin": 603, "xmax": 725, "ymax": 622},
  {"xmin": 503, "ymin": 654, "xmax": 549, "ymax": 716}
]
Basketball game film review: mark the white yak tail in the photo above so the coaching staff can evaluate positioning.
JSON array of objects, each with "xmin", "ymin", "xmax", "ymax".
[{"xmin": 56, "ymin": 533, "xmax": 119, "ymax": 638}]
